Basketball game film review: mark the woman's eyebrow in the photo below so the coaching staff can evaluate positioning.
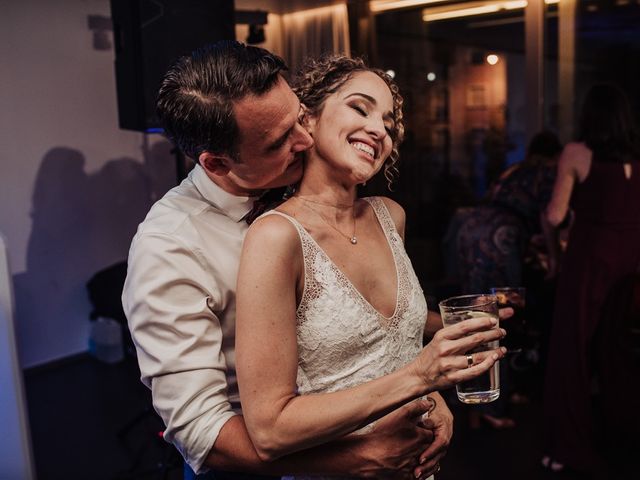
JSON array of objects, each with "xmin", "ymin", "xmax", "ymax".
[{"xmin": 344, "ymin": 92, "xmax": 376, "ymax": 104}]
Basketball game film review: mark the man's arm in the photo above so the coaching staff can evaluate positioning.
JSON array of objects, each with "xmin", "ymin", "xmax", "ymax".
[
  {"xmin": 205, "ymin": 400, "xmax": 436, "ymax": 478},
  {"xmin": 124, "ymin": 231, "xmax": 439, "ymax": 477},
  {"xmin": 123, "ymin": 231, "xmax": 237, "ymax": 473}
]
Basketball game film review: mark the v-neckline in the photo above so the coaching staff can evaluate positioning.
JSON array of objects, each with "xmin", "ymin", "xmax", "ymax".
[{"xmin": 288, "ymin": 198, "xmax": 401, "ymax": 322}]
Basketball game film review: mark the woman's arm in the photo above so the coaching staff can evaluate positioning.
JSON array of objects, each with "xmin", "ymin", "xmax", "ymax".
[
  {"xmin": 540, "ymin": 210, "xmax": 562, "ymax": 279},
  {"xmin": 236, "ymin": 215, "xmax": 505, "ymax": 461},
  {"xmin": 546, "ymin": 143, "xmax": 582, "ymax": 226}
]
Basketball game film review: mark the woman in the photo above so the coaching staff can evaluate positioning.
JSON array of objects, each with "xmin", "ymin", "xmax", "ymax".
[
  {"xmin": 235, "ymin": 55, "xmax": 506, "ymax": 480},
  {"xmin": 457, "ymin": 131, "xmax": 562, "ymax": 294},
  {"xmin": 542, "ymin": 84, "xmax": 640, "ymax": 475}
]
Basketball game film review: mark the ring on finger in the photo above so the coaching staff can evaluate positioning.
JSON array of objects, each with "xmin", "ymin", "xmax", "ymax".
[{"xmin": 466, "ymin": 354, "xmax": 473, "ymax": 368}]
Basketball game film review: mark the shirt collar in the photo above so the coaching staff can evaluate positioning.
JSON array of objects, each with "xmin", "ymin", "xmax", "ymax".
[{"xmin": 191, "ymin": 164, "xmax": 257, "ymax": 222}]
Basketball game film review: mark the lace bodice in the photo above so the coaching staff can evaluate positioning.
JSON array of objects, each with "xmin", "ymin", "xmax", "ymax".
[
  {"xmin": 263, "ymin": 197, "xmax": 428, "ymax": 480},
  {"xmin": 265, "ymin": 196, "xmax": 427, "ymax": 389}
]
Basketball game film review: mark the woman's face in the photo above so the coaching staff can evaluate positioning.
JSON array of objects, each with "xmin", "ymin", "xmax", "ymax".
[{"xmin": 304, "ymin": 71, "xmax": 395, "ymax": 185}]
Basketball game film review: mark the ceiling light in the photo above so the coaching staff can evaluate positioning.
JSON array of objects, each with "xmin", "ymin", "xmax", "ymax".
[
  {"xmin": 370, "ymin": 0, "xmax": 449, "ymax": 13},
  {"xmin": 422, "ymin": 0, "xmax": 559, "ymax": 23}
]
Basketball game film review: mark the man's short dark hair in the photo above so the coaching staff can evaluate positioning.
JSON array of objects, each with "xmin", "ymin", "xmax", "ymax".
[{"xmin": 157, "ymin": 40, "xmax": 287, "ymax": 161}]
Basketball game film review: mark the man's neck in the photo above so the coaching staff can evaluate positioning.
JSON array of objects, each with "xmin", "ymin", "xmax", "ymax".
[{"xmin": 203, "ymin": 167, "xmax": 266, "ymax": 198}]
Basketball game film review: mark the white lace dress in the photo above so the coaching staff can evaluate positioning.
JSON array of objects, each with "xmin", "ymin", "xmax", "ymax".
[{"xmin": 263, "ymin": 197, "xmax": 429, "ymax": 480}]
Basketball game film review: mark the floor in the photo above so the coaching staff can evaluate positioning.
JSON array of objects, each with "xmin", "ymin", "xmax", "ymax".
[
  {"xmin": 25, "ymin": 355, "xmax": 183, "ymax": 480},
  {"xmin": 24, "ymin": 354, "xmax": 590, "ymax": 480}
]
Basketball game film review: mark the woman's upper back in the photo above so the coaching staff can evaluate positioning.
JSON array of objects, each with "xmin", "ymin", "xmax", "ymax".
[{"xmin": 572, "ymin": 155, "xmax": 640, "ymax": 224}]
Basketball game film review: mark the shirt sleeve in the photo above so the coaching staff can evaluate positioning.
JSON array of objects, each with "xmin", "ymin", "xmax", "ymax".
[{"xmin": 122, "ymin": 231, "xmax": 237, "ymax": 473}]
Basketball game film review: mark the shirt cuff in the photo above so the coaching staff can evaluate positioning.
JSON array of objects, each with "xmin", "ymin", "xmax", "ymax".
[{"xmin": 181, "ymin": 410, "xmax": 239, "ymax": 474}]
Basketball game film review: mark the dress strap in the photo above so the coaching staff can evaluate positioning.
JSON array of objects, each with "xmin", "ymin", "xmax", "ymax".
[{"xmin": 363, "ymin": 197, "xmax": 400, "ymax": 242}]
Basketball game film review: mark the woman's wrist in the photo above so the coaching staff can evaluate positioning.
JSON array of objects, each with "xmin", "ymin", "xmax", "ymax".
[{"xmin": 405, "ymin": 359, "xmax": 433, "ymax": 397}]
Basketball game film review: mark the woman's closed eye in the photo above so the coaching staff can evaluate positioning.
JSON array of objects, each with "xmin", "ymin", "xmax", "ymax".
[
  {"xmin": 351, "ymin": 104, "xmax": 368, "ymax": 116},
  {"xmin": 351, "ymin": 102, "xmax": 394, "ymax": 137}
]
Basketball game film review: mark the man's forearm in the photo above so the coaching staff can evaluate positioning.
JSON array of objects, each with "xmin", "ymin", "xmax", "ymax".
[{"xmin": 203, "ymin": 415, "xmax": 369, "ymax": 477}]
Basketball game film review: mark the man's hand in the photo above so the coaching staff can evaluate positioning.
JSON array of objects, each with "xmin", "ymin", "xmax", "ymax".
[
  {"xmin": 413, "ymin": 394, "xmax": 453, "ymax": 478},
  {"xmin": 353, "ymin": 399, "xmax": 435, "ymax": 479}
]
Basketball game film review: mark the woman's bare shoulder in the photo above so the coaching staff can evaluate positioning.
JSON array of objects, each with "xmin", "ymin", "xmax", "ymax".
[
  {"xmin": 563, "ymin": 141, "xmax": 590, "ymax": 157},
  {"xmin": 561, "ymin": 142, "xmax": 592, "ymax": 180},
  {"xmin": 244, "ymin": 212, "xmax": 301, "ymax": 257}
]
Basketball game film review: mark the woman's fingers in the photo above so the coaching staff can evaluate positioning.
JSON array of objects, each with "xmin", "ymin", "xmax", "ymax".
[
  {"xmin": 447, "ymin": 327, "xmax": 506, "ymax": 354},
  {"xmin": 457, "ymin": 348, "xmax": 505, "ymax": 370},
  {"xmin": 438, "ymin": 315, "xmax": 498, "ymax": 341},
  {"xmin": 449, "ymin": 347, "xmax": 505, "ymax": 383},
  {"xmin": 417, "ymin": 316, "xmax": 507, "ymax": 392}
]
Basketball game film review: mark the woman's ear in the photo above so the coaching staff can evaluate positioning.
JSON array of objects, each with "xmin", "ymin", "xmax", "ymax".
[{"xmin": 299, "ymin": 103, "xmax": 315, "ymax": 135}]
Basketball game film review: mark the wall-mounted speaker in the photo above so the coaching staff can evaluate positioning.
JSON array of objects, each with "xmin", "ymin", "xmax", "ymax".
[{"xmin": 110, "ymin": 0, "xmax": 235, "ymax": 132}]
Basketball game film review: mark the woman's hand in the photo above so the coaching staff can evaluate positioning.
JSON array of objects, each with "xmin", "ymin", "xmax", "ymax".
[{"xmin": 412, "ymin": 315, "xmax": 506, "ymax": 393}]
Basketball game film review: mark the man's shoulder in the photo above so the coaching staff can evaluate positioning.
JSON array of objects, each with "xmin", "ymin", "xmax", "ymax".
[{"xmin": 137, "ymin": 184, "xmax": 228, "ymax": 238}]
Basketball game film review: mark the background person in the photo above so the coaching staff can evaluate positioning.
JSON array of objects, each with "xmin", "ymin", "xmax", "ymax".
[
  {"xmin": 542, "ymin": 84, "xmax": 640, "ymax": 476},
  {"xmin": 453, "ymin": 131, "xmax": 563, "ymax": 429}
]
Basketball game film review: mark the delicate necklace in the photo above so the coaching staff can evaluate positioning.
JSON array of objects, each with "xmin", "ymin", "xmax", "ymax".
[
  {"xmin": 295, "ymin": 196, "xmax": 354, "ymax": 209},
  {"xmin": 297, "ymin": 197, "xmax": 358, "ymax": 245}
]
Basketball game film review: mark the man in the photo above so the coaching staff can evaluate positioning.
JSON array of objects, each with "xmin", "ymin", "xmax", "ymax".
[{"xmin": 122, "ymin": 40, "xmax": 451, "ymax": 479}]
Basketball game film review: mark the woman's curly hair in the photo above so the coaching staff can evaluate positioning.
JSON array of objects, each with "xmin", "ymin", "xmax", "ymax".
[{"xmin": 292, "ymin": 54, "xmax": 405, "ymax": 188}]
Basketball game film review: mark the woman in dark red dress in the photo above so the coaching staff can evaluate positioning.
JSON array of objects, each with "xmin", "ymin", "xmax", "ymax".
[{"xmin": 543, "ymin": 84, "xmax": 640, "ymax": 476}]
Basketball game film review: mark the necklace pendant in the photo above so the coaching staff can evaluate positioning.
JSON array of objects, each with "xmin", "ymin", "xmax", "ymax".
[{"xmin": 350, "ymin": 236, "xmax": 358, "ymax": 245}]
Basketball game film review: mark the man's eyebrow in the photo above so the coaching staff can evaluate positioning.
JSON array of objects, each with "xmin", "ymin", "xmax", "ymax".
[{"xmin": 345, "ymin": 92, "xmax": 394, "ymax": 122}]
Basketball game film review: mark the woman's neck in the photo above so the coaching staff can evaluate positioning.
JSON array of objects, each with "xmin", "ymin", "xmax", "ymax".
[{"xmin": 296, "ymin": 161, "xmax": 358, "ymax": 208}]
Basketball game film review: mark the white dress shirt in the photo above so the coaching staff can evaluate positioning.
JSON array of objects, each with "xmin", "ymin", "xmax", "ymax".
[{"xmin": 122, "ymin": 164, "xmax": 255, "ymax": 473}]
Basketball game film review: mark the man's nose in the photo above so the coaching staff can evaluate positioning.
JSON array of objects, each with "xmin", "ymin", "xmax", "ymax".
[{"xmin": 292, "ymin": 123, "xmax": 314, "ymax": 152}]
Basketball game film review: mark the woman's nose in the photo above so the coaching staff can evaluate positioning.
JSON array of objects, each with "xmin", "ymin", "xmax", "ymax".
[{"xmin": 365, "ymin": 116, "xmax": 388, "ymax": 139}]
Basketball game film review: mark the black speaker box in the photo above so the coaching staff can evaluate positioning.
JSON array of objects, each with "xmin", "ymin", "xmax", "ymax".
[{"xmin": 110, "ymin": 0, "xmax": 235, "ymax": 132}]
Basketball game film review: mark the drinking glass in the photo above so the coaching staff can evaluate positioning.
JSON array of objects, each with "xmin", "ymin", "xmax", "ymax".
[{"xmin": 439, "ymin": 294, "xmax": 500, "ymax": 404}]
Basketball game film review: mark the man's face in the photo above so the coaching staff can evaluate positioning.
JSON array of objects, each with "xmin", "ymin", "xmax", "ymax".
[{"xmin": 225, "ymin": 76, "xmax": 313, "ymax": 195}]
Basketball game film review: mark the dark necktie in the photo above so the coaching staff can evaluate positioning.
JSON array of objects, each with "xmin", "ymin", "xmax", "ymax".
[{"xmin": 244, "ymin": 186, "xmax": 288, "ymax": 225}]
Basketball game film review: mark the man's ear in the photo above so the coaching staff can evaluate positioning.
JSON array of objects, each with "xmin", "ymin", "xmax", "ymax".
[{"xmin": 199, "ymin": 151, "xmax": 232, "ymax": 176}]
